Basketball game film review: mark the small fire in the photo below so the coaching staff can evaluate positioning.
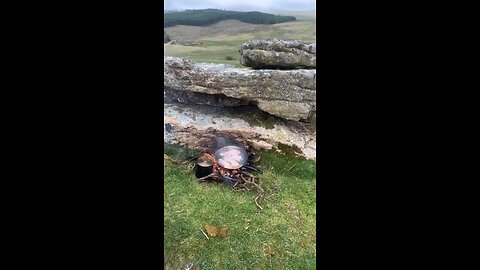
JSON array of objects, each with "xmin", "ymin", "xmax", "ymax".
[
  {"xmin": 201, "ymin": 151, "xmax": 239, "ymax": 179},
  {"xmin": 195, "ymin": 139, "xmax": 261, "ymax": 189},
  {"xmin": 204, "ymin": 152, "xmax": 214, "ymax": 159}
]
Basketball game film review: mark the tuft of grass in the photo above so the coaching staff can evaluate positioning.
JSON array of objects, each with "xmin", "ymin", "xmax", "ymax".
[{"xmin": 164, "ymin": 145, "xmax": 316, "ymax": 269}]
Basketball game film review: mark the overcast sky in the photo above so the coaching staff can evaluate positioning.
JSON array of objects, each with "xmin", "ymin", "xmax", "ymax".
[{"xmin": 164, "ymin": 0, "xmax": 316, "ymax": 12}]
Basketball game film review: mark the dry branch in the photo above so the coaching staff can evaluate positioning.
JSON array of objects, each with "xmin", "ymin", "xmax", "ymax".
[
  {"xmin": 200, "ymin": 228, "xmax": 209, "ymax": 240},
  {"xmin": 197, "ymin": 173, "xmax": 217, "ymax": 181}
]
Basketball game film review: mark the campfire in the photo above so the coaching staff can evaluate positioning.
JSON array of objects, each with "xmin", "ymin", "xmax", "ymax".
[
  {"xmin": 193, "ymin": 137, "xmax": 263, "ymax": 191},
  {"xmin": 164, "ymin": 136, "xmax": 266, "ymax": 209}
]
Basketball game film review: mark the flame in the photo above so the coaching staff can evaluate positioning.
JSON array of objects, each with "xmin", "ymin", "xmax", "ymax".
[
  {"xmin": 204, "ymin": 152, "xmax": 214, "ymax": 159},
  {"xmin": 201, "ymin": 151, "xmax": 238, "ymax": 178}
]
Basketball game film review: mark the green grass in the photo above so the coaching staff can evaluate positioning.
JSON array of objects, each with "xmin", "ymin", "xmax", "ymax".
[
  {"xmin": 164, "ymin": 19, "xmax": 316, "ymax": 67},
  {"xmin": 164, "ymin": 145, "xmax": 316, "ymax": 269}
]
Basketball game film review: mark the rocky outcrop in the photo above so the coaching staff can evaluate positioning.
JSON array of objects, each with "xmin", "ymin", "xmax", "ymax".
[
  {"xmin": 164, "ymin": 103, "xmax": 316, "ymax": 159},
  {"xmin": 239, "ymin": 39, "xmax": 316, "ymax": 69},
  {"xmin": 164, "ymin": 56, "xmax": 316, "ymax": 121}
]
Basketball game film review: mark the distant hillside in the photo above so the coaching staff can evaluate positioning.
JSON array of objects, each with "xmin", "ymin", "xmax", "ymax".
[
  {"xmin": 164, "ymin": 10, "xmax": 182, "ymax": 14},
  {"xmin": 164, "ymin": 9, "xmax": 296, "ymax": 27},
  {"xmin": 276, "ymin": 11, "xmax": 316, "ymax": 21}
]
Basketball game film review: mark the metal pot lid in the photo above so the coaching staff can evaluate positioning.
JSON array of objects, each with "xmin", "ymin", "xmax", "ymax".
[{"xmin": 196, "ymin": 155, "xmax": 213, "ymax": 167}]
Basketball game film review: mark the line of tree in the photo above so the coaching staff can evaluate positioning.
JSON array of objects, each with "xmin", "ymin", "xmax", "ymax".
[{"xmin": 164, "ymin": 9, "xmax": 296, "ymax": 27}]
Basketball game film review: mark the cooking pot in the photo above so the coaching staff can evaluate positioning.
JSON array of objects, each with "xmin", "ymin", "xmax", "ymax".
[{"xmin": 194, "ymin": 155, "xmax": 214, "ymax": 178}]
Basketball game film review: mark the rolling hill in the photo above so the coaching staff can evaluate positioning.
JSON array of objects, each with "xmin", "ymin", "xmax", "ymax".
[{"xmin": 164, "ymin": 9, "xmax": 296, "ymax": 27}]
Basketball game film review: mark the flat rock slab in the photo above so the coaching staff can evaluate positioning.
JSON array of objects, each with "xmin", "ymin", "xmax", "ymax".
[
  {"xmin": 239, "ymin": 39, "xmax": 316, "ymax": 69},
  {"xmin": 164, "ymin": 103, "xmax": 316, "ymax": 160},
  {"xmin": 164, "ymin": 56, "xmax": 316, "ymax": 121},
  {"xmin": 164, "ymin": 87, "xmax": 253, "ymax": 107}
]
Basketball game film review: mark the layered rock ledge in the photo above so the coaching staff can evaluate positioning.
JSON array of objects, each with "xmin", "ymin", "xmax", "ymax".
[
  {"xmin": 239, "ymin": 39, "xmax": 316, "ymax": 69},
  {"xmin": 164, "ymin": 102, "xmax": 316, "ymax": 159},
  {"xmin": 164, "ymin": 56, "xmax": 316, "ymax": 121}
]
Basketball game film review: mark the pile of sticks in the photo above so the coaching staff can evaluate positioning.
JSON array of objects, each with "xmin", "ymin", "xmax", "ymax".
[
  {"xmin": 164, "ymin": 153, "xmax": 266, "ymax": 210},
  {"xmin": 233, "ymin": 172, "xmax": 265, "ymax": 210}
]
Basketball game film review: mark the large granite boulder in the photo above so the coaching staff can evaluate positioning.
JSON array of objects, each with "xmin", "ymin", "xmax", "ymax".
[
  {"xmin": 239, "ymin": 39, "xmax": 316, "ymax": 69},
  {"xmin": 164, "ymin": 56, "xmax": 316, "ymax": 121}
]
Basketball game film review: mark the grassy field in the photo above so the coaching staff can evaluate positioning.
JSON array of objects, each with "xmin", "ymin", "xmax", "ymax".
[
  {"xmin": 164, "ymin": 145, "xmax": 316, "ymax": 269},
  {"xmin": 164, "ymin": 17, "xmax": 316, "ymax": 67}
]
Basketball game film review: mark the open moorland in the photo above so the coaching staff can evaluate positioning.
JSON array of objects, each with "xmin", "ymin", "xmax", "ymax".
[{"xmin": 164, "ymin": 12, "xmax": 315, "ymax": 67}]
